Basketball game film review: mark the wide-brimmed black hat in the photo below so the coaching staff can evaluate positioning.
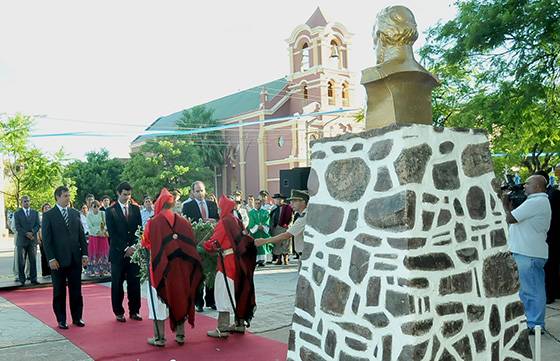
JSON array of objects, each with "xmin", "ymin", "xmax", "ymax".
[
  {"xmin": 271, "ymin": 193, "xmax": 287, "ymax": 199},
  {"xmin": 287, "ymin": 190, "xmax": 309, "ymax": 202}
]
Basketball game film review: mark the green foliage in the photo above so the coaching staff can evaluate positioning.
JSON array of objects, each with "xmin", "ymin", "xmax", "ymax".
[
  {"xmin": 1, "ymin": 114, "xmax": 74, "ymax": 210},
  {"xmin": 420, "ymin": 0, "xmax": 560, "ymax": 171},
  {"xmin": 176, "ymin": 105, "xmax": 226, "ymax": 169},
  {"xmin": 131, "ymin": 227, "xmax": 149, "ymax": 283},
  {"xmin": 193, "ymin": 221, "xmax": 217, "ymax": 288},
  {"xmin": 64, "ymin": 149, "xmax": 124, "ymax": 205},
  {"xmin": 122, "ymin": 138, "xmax": 213, "ymax": 201}
]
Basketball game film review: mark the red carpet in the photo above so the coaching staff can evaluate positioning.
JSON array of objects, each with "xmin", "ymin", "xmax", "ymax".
[{"xmin": 0, "ymin": 284, "xmax": 287, "ymax": 361}]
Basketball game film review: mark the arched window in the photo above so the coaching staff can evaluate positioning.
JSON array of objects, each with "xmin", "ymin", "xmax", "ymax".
[
  {"xmin": 301, "ymin": 43, "xmax": 310, "ymax": 71},
  {"xmin": 328, "ymin": 80, "xmax": 335, "ymax": 106},
  {"xmin": 342, "ymin": 82, "xmax": 350, "ymax": 106},
  {"xmin": 302, "ymin": 83, "xmax": 309, "ymax": 100},
  {"xmin": 329, "ymin": 39, "xmax": 342, "ymax": 69}
]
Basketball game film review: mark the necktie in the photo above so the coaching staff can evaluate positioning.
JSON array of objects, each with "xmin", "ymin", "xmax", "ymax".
[
  {"xmin": 25, "ymin": 209, "xmax": 29, "ymax": 218},
  {"xmin": 62, "ymin": 208, "xmax": 69, "ymax": 227},
  {"xmin": 124, "ymin": 205, "xmax": 129, "ymax": 219},
  {"xmin": 200, "ymin": 201, "xmax": 207, "ymax": 220}
]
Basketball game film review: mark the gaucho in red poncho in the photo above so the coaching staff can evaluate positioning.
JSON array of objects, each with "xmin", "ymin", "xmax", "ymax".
[
  {"xmin": 204, "ymin": 195, "xmax": 257, "ymax": 338},
  {"xmin": 142, "ymin": 188, "xmax": 203, "ymax": 347}
]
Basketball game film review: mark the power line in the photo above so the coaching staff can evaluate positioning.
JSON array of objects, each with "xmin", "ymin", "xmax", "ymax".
[
  {"xmin": 2, "ymin": 79, "xmax": 357, "ymax": 131},
  {"xmin": 27, "ymin": 108, "xmax": 360, "ymax": 139}
]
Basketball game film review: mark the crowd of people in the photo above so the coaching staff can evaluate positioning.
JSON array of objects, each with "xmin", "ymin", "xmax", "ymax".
[
  {"xmin": 8, "ymin": 180, "xmax": 309, "ymax": 347},
  {"xmin": 10, "ymin": 163, "xmax": 560, "ymax": 343}
]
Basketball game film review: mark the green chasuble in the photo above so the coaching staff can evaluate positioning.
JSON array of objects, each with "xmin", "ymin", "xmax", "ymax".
[{"xmin": 248, "ymin": 208, "xmax": 273, "ymax": 255}]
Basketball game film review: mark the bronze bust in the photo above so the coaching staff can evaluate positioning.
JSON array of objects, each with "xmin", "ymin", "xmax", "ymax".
[{"xmin": 361, "ymin": 6, "xmax": 439, "ymax": 129}]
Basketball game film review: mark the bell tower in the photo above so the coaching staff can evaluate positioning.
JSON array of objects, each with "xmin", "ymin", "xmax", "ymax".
[{"xmin": 287, "ymin": 7, "xmax": 355, "ymax": 111}]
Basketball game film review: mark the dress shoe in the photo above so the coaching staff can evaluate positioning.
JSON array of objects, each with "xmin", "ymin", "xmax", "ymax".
[
  {"xmin": 130, "ymin": 313, "xmax": 143, "ymax": 321},
  {"xmin": 209, "ymin": 305, "xmax": 217, "ymax": 311},
  {"xmin": 195, "ymin": 306, "xmax": 203, "ymax": 312},
  {"xmin": 58, "ymin": 322, "xmax": 69, "ymax": 329},
  {"xmin": 116, "ymin": 314, "xmax": 126, "ymax": 322},
  {"xmin": 73, "ymin": 319, "xmax": 86, "ymax": 327},
  {"xmin": 30, "ymin": 280, "xmax": 39, "ymax": 285}
]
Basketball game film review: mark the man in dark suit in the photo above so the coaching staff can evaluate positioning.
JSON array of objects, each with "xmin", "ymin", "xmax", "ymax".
[
  {"xmin": 105, "ymin": 181, "xmax": 143, "ymax": 322},
  {"xmin": 14, "ymin": 195, "xmax": 40, "ymax": 285},
  {"xmin": 182, "ymin": 181, "xmax": 219, "ymax": 312},
  {"xmin": 42, "ymin": 186, "xmax": 88, "ymax": 329}
]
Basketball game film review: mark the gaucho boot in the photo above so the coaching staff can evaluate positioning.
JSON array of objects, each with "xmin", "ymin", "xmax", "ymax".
[
  {"xmin": 227, "ymin": 318, "xmax": 246, "ymax": 334},
  {"xmin": 147, "ymin": 320, "xmax": 166, "ymax": 347},
  {"xmin": 175, "ymin": 321, "xmax": 185, "ymax": 345},
  {"xmin": 207, "ymin": 312, "xmax": 230, "ymax": 338}
]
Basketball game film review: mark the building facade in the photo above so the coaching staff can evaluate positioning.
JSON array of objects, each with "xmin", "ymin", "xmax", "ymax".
[{"xmin": 132, "ymin": 8, "xmax": 363, "ymax": 196}]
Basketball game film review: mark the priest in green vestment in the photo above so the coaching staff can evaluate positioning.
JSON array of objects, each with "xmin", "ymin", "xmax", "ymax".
[{"xmin": 248, "ymin": 199, "xmax": 272, "ymax": 267}]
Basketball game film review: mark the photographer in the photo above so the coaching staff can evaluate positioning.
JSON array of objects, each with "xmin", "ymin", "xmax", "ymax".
[
  {"xmin": 537, "ymin": 166, "xmax": 560, "ymax": 304},
  {"xmin": 502, "ymin": 175, "xmax": 551, "ymax": 334}
]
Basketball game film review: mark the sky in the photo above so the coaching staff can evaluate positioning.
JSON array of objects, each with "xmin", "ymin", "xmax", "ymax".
[{"xmin": 0, "ymin": 0, "xmax": 457, "ymax": 160}]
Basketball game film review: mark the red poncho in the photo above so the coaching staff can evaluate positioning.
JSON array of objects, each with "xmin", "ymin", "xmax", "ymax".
[
  {"xmin": 142, "ymin": 188, "xmax": 203, "ymax": 330},
  {"xmin": 204, "ymin": 195, "xmax": 257, "ymax": 322}
]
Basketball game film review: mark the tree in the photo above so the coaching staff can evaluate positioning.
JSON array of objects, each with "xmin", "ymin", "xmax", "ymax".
[
  {"xmin": 1, "ymin": 114, "xmax": 73, "ymax": 210},
  {"xmin": 420, "ymin": 0, "xmax": 560, "ymax": 173},
  {"xmin": 64, "ymin": 149, "xmax": 125, "ymax": 205},
  {"xmin": 121, "ymin": 139, "xmax": 213, "ymax": 201},
  {"xmin": 176, "ymin": 106, "xmax": 226, "ymax": 190}
]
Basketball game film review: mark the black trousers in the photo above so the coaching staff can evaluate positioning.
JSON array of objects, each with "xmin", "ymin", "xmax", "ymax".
[
  {"xmin": 39, "ymin": 243, "xmax": 51, "ymax": 277},
  {"xmin": 111, "ymin": 257, "xmax": 141, "ymax": 316},
  {"xmin": 51, "ymin": 259, "xmax": 83, "ymax": 323},
  {"xmin": 196, "ymin": 281, "xmax": 215, "ymax": 308},
  {"xmin": 17, "ymin": 243, "xmax": 37, "ymax": 283}
]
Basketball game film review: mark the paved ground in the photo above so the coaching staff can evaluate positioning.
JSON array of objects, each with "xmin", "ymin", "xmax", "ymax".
[{"xmin": 2, "ymin": 234, "xmax": 560, "ymax": 360}]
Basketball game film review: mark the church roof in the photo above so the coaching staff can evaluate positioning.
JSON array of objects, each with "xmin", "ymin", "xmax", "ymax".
[
  {"xmin": 305, "ymin": 7, "xmax": 328, "ymax": 28},
  {"xmin": 133, "ymin": 77, "xmax": 288, "ymax": 144}
]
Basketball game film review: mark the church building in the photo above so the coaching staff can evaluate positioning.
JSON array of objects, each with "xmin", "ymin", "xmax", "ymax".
[{"xmin": 132, "ymin": 8, "xmax": 363, "ymax": 196}]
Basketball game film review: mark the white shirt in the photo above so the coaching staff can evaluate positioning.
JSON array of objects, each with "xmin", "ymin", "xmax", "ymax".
[
  {"xmin": 141, "ymin": 208, "xmax": 154, "ymax": 227},
  {"xmin": 118, "ymin": 201, "xmax": 130, "ymax": 215},
  {"xmin": 287, "ymin": 208, "xmax": 307, "ymax": 253},
  {"xmin": 56, "ymin": 203, "xmax": 68, "ymax": 214},
  {"xmin": 196, "ymin": 199, "xmax": 208, "ymax": 219},
  {"xmin": 508, "ymin": 193, "xmax": 551, "ymax": 259}
]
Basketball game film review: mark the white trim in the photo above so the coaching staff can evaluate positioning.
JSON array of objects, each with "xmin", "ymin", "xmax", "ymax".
[
  {"xmin": 265, "ymin": 157, "xmax": 296, "ymax": 166},
  {"xmin": 264, "ymin": 120, "xmax": 296, "ymax": 131}
]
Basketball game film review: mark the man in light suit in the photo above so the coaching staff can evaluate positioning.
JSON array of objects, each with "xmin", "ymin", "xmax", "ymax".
[
  {"xmin": 182, "ymin": 181, "xmax": 219, "ymax": 312},
  {"xmin": 14, "ymin": 195, "xmax": 40, "ymax": 285},
  {"xmin": 42, "ymin": 186, "xmax": 88, "ymax": 329},
  {"xmin": 105, "ymin": 181, "xmax": 143, "ymax": 323}
]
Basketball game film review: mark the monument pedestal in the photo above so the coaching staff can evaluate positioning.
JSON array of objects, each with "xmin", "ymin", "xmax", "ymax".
[{"xmin": 288, "ymin": 124, "xmax": 531, "ymax": 361}]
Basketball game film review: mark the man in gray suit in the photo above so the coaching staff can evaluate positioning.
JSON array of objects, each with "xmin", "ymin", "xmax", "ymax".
[{"xmin": 14, "ymin": 195, "xmax": 40, "ymax": 285}]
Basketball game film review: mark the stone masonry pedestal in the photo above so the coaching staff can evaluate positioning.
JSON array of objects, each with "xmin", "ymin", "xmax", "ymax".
[{"xmin": 287, "ymin": 124, "xmax": 532, "ymax": 361}]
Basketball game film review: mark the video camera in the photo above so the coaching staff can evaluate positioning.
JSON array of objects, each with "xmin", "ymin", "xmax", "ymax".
[{"xmin": 500, "ymin": 174, "xmax": 527, "ymax": 209}]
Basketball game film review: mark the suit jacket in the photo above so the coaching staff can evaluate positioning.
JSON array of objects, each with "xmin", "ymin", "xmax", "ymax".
[
  {"xmin": 182, "ymin": 199, "xmax": 219, "ymax": 223},
  {"xmin": 270, "ymin": 204, "xmax": 293, "ymax": 229},
  {"xmin": 105, "ymin": 203, "xmax": 142, "ymax": 262},
  {"xmin": 42, "ymin": 207, "xmax": 88, "ymax": 268},
  {"xmin": 14, "ymin": 208, "xmax": 40, "ymax": 247}
]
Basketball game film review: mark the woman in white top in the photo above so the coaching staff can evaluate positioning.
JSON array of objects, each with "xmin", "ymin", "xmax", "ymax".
[{"xmin": 86, "ymin": 201, "xmax": 110, "ymax": 276}]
